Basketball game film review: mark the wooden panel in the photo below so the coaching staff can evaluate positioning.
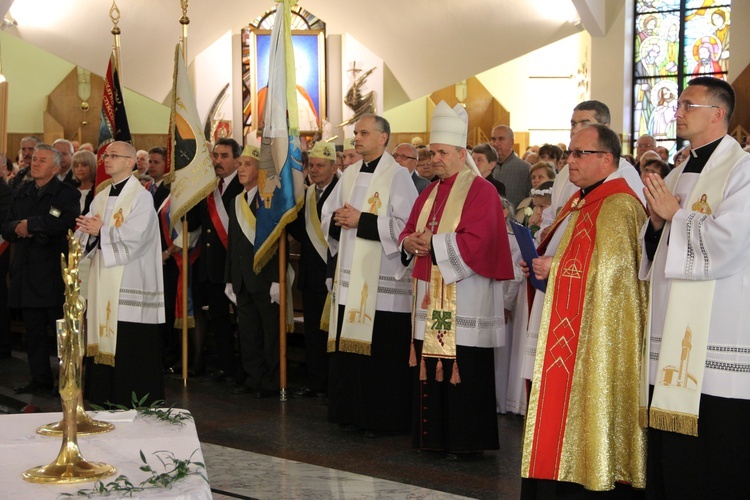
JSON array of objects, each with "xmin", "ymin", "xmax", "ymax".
[
  {"xmin": 388, "ymin": 133, "xmax": 428, "ymax": 151},
  {"xmin": 429, "ymin": 77, "xmax": 512, "ymax": 148},
  {"xmin": 0, "ymin": 82, "xmax": 7, "ymax": 156},
  {"xmin": 46, "ymin": 68, "xmax": 105, "ymax": 148},
  {"xmin": 729, "ymin": 61, "xmax": 750, "ymax": 146}
]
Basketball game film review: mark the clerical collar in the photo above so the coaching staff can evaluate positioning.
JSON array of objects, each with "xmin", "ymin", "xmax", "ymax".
[
  {"xmin": 438, "ymin": 172, "xmax": 458, "ymax": 186},
  {"xmin": 580, "ymin": 178, "xmax": 606, "ymax": 198},
  {"xmin": 109, "ymin": 177, "xmax": 129, "ymax": 197},
  {"xmin": 360, "ymin": 155, "xmax": 382, "ymax": 174},
  {"xmin": 684, "ymin": 137, "xmax": 722, "ymax": 174}
]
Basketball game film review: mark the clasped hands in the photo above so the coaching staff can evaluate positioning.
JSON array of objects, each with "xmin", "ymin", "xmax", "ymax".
[
  {"xmin": 76, "ymin": 214, "xmax": 104, "ymax": 236},
  {"xmin": 333, "ymin": 203, "xmax": 361, "ymax": 230},
  {"xmin": 403, "ymin": 228, "xmax": 433, "ymax": 257},
  {"xmin": 643, "ymin": 173, "xmax": 680, "ymax": 230}
]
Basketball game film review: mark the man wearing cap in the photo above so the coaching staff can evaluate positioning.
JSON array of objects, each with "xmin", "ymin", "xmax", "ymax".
[
  {"xmin": 521, "ymin": 124, "xmax": 648, "ymax": 495},
  {"xmin": 199, "ymin": 138, "xmax": 244, "ymax": 383},
  {"xmin": 76, "ymin": 141, "xmax": 165, "ymax": 406},
  {"xmin": 399, "ymin": 101, "xmax": 514, "ymax": 458},
  {"xmin": 340, "ymin": 136, "xmax": 361, "ymax": 172},
  {"xmin": 321, "ymin": 114, "xmax": 418, "ymax": 436},
  {"xmin": 393, "ymin": 143, "xmax": 430, "ymax": 194},
  {"xmin": 225, "ymin": 144, "xmax": 281, "ymax": 398},
  {"xmin": 288, "ymin": 141, "xmax": 338, "ymax": 399}
]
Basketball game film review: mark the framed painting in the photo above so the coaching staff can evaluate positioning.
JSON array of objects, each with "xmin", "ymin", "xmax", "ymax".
[{"xmin": 242, "ymin": 28, "xmax": 326, "ymax": 137}]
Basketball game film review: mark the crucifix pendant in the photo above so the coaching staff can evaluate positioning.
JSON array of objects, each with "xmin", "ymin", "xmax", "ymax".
[{"xmin": 427, "ymin": 218, "xmax": 438, "ymax": 232}]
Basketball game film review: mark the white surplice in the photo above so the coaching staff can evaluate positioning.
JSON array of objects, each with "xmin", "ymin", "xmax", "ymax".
[{"xmin": 640, "ymin": 136, "xmax": 750, "ymax": 399}]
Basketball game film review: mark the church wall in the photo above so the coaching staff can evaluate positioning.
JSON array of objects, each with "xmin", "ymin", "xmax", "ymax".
[{"xmin": 0, "ymin": 30, "xmax": 169, "ymax": 155}]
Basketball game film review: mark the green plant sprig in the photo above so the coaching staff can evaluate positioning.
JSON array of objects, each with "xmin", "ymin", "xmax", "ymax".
[
  {"xmin": 58, "ymin": 449, "xmax": 207, "ymax": 498},
  {"xmin": 89, "ymin": 392, "xmax": 194, "ymax": 426}
]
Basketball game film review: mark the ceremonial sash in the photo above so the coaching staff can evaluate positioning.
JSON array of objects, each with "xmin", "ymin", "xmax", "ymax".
[
  {"xmin": 236, "ymin": 191, "xmax": 257, "ymax": 243},
  {"xmin": 327, "ymin": 159, "xmax": 398, "ymax": 355},
  {"xmin": 86, "ymin": 175, "xmax": 140, "ymax": 367},
  {"xmin": 413, "ymin": 168, "xmax": 475, "ymax": 381},
  {"xmin": 234, "ymin": 191, "xmax": 295, "ymax": 330},
  {"xmin": 159, "ymin": 196, "xmax": 200, "ymax": 329},
  {"xmin": 526, "ymin": 178, "xmax": 631, "ymax": 480},
  {"xmin": 207, "ymin": 187, "xmax": 229, "ymax": 249},
  {"xmin": 643, "ymin": 137, "xmax": 745, "ymax": 436},
  {"xmin": 305, "ymin": 185, "xmax": 328, "ymax": 262}
]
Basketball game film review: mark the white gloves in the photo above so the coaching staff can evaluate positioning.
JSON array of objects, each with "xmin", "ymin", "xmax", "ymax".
[
  {"xmin": 270, "ymin": 282, "xmax": 280, "ymax": 304},
  {"xmin": 224, "ymin": 283, "xmax": 237, "ymax": 305}
]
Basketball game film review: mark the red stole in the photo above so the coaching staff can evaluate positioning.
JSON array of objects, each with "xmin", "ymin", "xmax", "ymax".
[{"xmin": 527, "ymin": 178, "xmax": 636, "ymax": 479}]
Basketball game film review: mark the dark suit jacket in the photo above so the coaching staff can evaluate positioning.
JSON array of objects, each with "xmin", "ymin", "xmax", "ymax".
[
  {"xmin": 199, "ymin": 175, "xmax": 244, "ymax": 283},
  {"xmin": 1, "ymin": 177, "xmax": 80, "ymax": 308},
  {"xmin": 411, "ymin": 170, "xmax": 430, "ymax": 194},
  {"xmin": 225, "ymin": 190, "xmax": 279, "ymax": 294},
  {"xmin": 287, "ymin": 177, "xmax": 337, "ymax": 293},
  {"xmin": 60, "ymin": 169, "xmax": 78, "ymax": 187},
  {"xmin": 152, "ymin": 182, "xmax": 170, "ymax": 213}
]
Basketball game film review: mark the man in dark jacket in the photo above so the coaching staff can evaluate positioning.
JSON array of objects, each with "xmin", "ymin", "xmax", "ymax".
[{"xmin": 1, "ymin": 144, "xmax": 80, "ymax": 393}]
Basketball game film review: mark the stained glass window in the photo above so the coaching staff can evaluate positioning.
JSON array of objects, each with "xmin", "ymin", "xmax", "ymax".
[{"xmin": 632, "ymin": 1, "xmax": 730, "ymax": 159}]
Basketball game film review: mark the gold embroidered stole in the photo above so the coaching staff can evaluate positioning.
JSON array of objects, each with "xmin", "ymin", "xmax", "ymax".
[
  {"xmin": 415, "ymin": 168, "xmax": 476, "ymax": 362},
  {"xmin": 86, "ymin": 175, "xmax": 141, "ymax": 366},
  {"xmin": 327, "ymin": 159, "xmax": 398, "ymax": 355},
  {"xmin": 644, "ymin": 138, "xmax": 745, "ymax": 436},
  {"xmin": 304, "ymin": 185, "xmax": 328, "ymax": 261}
]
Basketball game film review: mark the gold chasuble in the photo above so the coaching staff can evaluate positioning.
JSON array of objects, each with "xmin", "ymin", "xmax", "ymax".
[{"xmin": 522, "ymin": 178, "xmax": 649, "ymax": 491}]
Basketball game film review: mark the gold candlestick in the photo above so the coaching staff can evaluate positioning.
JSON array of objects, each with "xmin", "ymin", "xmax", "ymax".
[{"xmin": 23, "ymin": 232, "xmax": 115, "ymax": 483}]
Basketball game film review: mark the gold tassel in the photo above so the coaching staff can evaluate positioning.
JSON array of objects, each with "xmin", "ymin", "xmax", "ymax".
[
  {"xmin": 435, "ymin": 359, "xmax": 444, "ymax": 381},
  {"xmin": 450, "ymin": 359, "xmax": 461, "ymax": 385},
  {"xmin": 409, "ymin": 341, "xmax": 417, "ymax": 367},
  {"xmin": 94, "ymin": 352, "xmax": 116, "ymax": 367},
  {"xmin": 326, "ymin": 338, "xmax": 337, "ymax": 353},
  {"xmin": 419, "ymin": 356, "xmax": 427, "ymax": 381},
  {"xmin": 320, "ymin": 291, "xmax": 332, "ymax": 332},
  {"xmin": 339, "ymin": 338, "xmax": 372, "ymax": 356},
  {"xmin": 649, "ymin": 408, "xmax": 699, "ymax": 436}
]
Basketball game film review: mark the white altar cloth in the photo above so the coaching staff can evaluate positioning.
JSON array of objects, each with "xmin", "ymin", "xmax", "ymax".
[{"xmin": 0, "ymin": 410, "xmax": 210, "ymax": 499}]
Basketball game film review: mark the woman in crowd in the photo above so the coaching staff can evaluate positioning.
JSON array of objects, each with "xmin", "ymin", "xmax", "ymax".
[{"xmin": 72, "ymin": 149, "xmax": 97, "ymax": 214}]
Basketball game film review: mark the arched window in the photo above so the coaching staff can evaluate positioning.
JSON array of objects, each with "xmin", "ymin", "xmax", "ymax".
[{"xmin": 632, "ymin": 0, "xmax": 730, "ymax": 158}]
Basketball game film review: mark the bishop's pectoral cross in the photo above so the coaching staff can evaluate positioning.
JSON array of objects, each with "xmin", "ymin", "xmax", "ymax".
[{"xmin": 427, "ymin": 218, "xmax": 439, "ymax": 233}]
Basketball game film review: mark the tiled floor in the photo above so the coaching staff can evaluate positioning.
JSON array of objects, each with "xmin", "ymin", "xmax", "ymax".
[{"xmin": 0, "ymin": 343, "xmax": 524, "ymax": 499}]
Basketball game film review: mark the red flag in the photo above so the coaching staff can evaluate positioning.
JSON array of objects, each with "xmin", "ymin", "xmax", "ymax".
[{"xmin": 95, "ymin": 52, "xmax": 132, "ymax": 192}]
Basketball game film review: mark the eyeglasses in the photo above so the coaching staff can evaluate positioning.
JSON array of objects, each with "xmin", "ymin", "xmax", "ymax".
[
  {"xmin": 101, "ymin": 153, "xmax": 132, "ymax": 160},
  {"xmin": 392, "ymin": 154, "xmax": 417, "ymax": 161},
  {"xmin": 565, "ymin": 149, "xmax": 612, "ymax": 158},
  {"xmin": 676, "ymin": 102, "xmax": 720, "ymax": 112}
]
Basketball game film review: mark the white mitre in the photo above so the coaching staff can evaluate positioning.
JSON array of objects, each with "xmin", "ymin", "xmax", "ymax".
[{"xmin": 430, "ymin": 101, "xmax": 480, "ymax": 176}]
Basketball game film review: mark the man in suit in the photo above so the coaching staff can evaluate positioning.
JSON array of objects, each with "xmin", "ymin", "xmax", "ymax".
[
  {"xmin": 288, "ymin": 141, "xmax": 338, "ymax": 399},
  {"xmin": 10, "ymin": 136, "xmax": 40, "ymax": 189},
  {"xmin": 53, "ymin": 139, "xmax": 78, "ymax": 186},
  {"xmin": 1, "ymin": 144, "xmax": 80, "ymax": 393},
  {"xmin": 199, "ymin": 138, "xmax": 244, "ymax": 382},
  {"xmin": 393, "ymin": 143, "xmax": 430, "ymax": 194},
  {"xmin": 490, "ymin": 125, "xmax": 531, "ymax": 207},
  {"xmin": 225, "ymin": 144, "xmax": 280, "ymax": 398}
]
